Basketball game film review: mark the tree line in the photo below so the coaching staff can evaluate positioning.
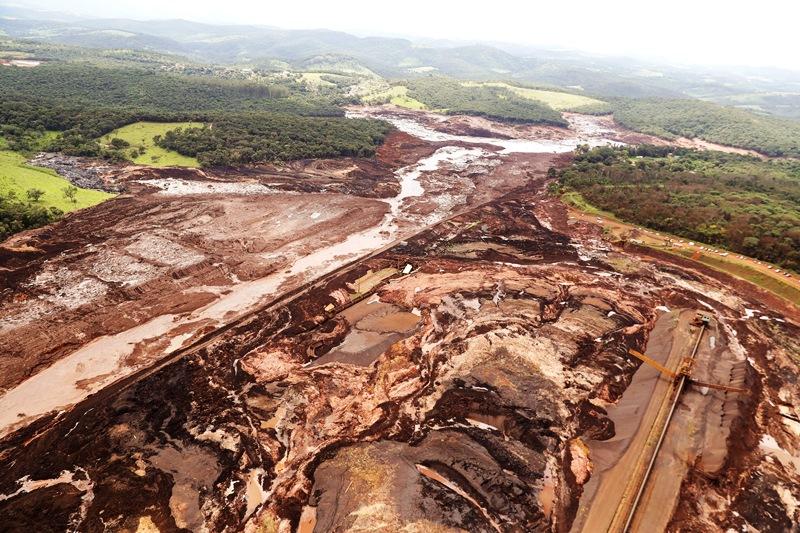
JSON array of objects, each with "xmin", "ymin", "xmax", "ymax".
[{"xmin": 0, "ymin": 195, "xmax": 62, "ymax": 241}]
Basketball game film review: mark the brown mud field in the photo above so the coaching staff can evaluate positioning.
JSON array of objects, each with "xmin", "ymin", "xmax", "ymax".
[{"xmin": 0, "ymin": 110, "xmax": 798, "ymax": 532}]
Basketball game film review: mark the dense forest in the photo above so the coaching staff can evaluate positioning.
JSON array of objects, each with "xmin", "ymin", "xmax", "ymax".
[
  {"xmin": 0, "ymin": 60, "xmax": 395, "ymax": 237},
  {"xmin": 555, "ymin": 145, "xmax": 800, "ymax": 272},
  {"xmin": 156, "ymin": 114, "xmax": 392, "ymax": 166},
  {"xmin": 611, "ymin": 98, "xmax": 800, "ymax": 157},
  {"xmin": 0, "ymin": 62, "xmax": 390, "ymax": 162},
  {"xmin": 0, "ymin": 64, "xmax": 325, "ymax": 114},
  {"xmin": 406, "ymin": 78, "xmax": 567, "ymax": 125}
]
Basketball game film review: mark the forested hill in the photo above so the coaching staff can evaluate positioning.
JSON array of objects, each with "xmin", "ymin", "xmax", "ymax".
[
  {"xmin": 4, "ymin": 6, "xmax": 800, "ymax": 105},
  {"xmin": 556, "ymin": 145, "xmax": 800, "ymax": 272},
  {"xmin": 155, "ymin": 116, "xmax": 391, "ymax": 166},
  {"xmin": 0, "ymin": 63, "xmax": 332, "ymax": 116},
  {"xmin": 611, "ymin": 99, "xmax": 800, "ymax": 158},
  {"xmin": 405, "ymin": 78, "xmax": 567, "ymax": 125}
]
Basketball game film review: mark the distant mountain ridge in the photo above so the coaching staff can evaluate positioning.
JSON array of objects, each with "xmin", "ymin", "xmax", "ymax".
[{"xmin": 2, "ymin": 4, "xmax": 800, "ymax": 108}]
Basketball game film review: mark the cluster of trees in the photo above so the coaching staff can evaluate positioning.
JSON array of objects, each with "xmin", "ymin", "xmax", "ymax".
[
  {"xmin": 611, "ymin": 98, "xmax": 800, "ymax": 158},
  {"xmin": 0, "ymin": 193, "xmax": 63, "ymax": 241},
  {"xmin": 556, "ymin": 145, "xmax": 800, "ymax": 272},
  {"xmin": 156, "ymin": 114, "xmax": 392, "ymax": 167},
  {"xmin": 406, "ymin": 77, "xmax": 567, "ymax": 126}
]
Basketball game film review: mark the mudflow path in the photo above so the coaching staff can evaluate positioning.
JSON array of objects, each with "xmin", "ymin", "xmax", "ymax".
[
  {"xmin": 0, "ymin": 119, "xmax": 570, "ymax": 440},
  {"xmin": 0, "ymin": 110, "xmax": 799, "ymax": 533}
]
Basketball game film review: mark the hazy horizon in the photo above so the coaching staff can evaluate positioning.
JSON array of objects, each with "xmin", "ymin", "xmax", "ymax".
[{"xmin": 4, "ymin": 0, "xmax": 800, "ymax": 71}]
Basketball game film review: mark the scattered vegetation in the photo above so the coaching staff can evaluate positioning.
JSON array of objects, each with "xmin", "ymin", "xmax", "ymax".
[
  {"xmin": 0, "ymin": 149, "xmax": 114, "ymax": 240},
  {"xmin": 100, "ymin": 122, "xmax": 202, "ymax": 167},
  {"xmin": 405, "ymin": 77, "xmax": 567, "ymax": 125},
  {"xmin": 611, "ymin": 98, "xmax": 800, "ymax": 157},
  {"xmin": 555, "ymin": 145, "xmax": 800, "ymax": 272}
]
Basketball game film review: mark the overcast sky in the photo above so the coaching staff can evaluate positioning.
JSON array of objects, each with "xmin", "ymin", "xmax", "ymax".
[{"xmin": 11, "ymin": 0, "xmax": 800, "ymax": 70}]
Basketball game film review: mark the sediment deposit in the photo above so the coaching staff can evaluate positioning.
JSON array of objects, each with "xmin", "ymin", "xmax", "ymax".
[{"xmin": 0, "ymin": 110, "xmax": 797, "ymax": 532}]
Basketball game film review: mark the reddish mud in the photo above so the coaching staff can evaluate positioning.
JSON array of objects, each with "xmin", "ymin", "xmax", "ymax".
[{"xmin": 0, "ymin": 109, "xmax": 797, "ymax": 533}]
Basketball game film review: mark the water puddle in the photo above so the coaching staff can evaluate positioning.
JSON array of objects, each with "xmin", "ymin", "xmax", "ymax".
[{"xmin": 312, "ymin": 300, "xmax": 420, "ymax": 367}]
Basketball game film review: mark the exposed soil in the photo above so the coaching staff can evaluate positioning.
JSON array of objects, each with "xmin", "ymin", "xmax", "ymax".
[
  {"xmin": 0, "ymin": 109, "xmax": 798, "ymax": 533},
  {"xmin": 672, "ymin": 137, "xmax": 768, "ymax": 158}
]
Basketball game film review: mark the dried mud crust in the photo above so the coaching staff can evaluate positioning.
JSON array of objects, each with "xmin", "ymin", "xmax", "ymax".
[
  {"xmin": 1, "ymin": 183, "xmax": 796, "ymax": 533},
  {"xmin": 0, "ymin": 126, "xmax": 562, "ymax": 405},
  {"xmin": 0, "ymin": 191, "xmax": 389, "ymax": 393},
  {"xmin": 349, "ymin": 105, "xmax": 668, "ymax": 146}
]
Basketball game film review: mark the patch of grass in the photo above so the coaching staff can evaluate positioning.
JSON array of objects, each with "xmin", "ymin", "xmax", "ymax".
[
  {"xmin": 465, "ymin": 82, "xmax": 606, "ymax": 111},
  {"xmin": 0, "ymin": 150, "xmax": 114, "ymax": 211},
  {"xmin": 254, "ymin": 516, "xmax": 279, "ymax": 533},
  {"xmin": 561, "ymin": 191, "xmax": 617, "ymax": 218},
  {"xmin": 100, "ymin": 122, "xmax": 202, "ymax": 167},
  {"xmin": 363, "ymin": 85, "xmax": 427, "ymax": 110},
  {"xmin": 34, "ymin": 130, "xmax": 61, "ymax": 149},
  {"xmin": 673, "ymin": 248, "xmax": 800, "ymax": 307}
]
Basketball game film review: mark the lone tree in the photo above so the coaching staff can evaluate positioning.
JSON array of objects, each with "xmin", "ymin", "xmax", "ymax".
[
  {"xmin": 26, "ymin": 188, "xmax": 44, "ymax": 202},
  {"xmin": 62, "ymin": 185, "xmax": 78, "ymax": 204}
]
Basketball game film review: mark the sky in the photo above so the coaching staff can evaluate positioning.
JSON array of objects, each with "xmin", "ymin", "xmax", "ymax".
[{"xmin": 11, "ymin": 0, "xmax": 800, "ymax": 70}]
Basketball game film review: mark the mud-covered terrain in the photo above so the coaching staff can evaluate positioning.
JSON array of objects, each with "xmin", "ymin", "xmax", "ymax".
[
  {"xmin": 0, "ymin": 111, "xmax": 798, "ymax": 533},
  {"xmin": 0, "ymin": 117, "xmax": 571, "ymax": 439}
]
